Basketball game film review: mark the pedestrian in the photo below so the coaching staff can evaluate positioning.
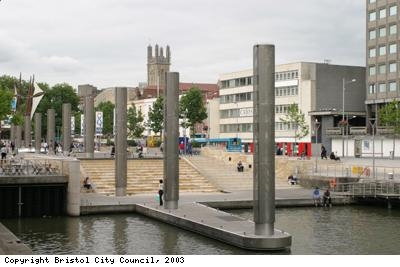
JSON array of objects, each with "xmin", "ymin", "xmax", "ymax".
[
  {"xmin": 111, "ymin": 146, "xmax": 115, "ymax": 157},
  {"xmin": 1, "ymin": 144, "xmax": 8, "ymax": 165},
  {"xmin": 158, "ymin": 179, "xmax": 164, "ymax": 206},
  {"xmin": 312, "ymin": 187, "xmax": 321, "ymax": 207},
  {"xmin": 321, "ymin": 145, "xmax": 327, "ymax": 159},
  {"xmin": 323, "ymin": 189, "xmax": 332, "ymax": 207}
]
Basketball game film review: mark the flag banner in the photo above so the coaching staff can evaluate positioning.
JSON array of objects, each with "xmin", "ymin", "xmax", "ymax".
[
  {"xmin": 81, "ymin": 114, "xmax": 85, "ymax": 136},
  {"xmin": 95, "ymin": 111, "xmax": 103, "ymax": 136}
]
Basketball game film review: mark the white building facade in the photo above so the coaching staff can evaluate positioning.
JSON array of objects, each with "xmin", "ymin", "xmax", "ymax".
[{"xmin": 219, "ymin": 62, "xmax": 366, "ymax": 156}]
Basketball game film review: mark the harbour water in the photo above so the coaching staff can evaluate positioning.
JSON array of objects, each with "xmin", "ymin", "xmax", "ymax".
[{"xmin": 2, "ymin": 206, "xmax": 400, "ymax": 255}]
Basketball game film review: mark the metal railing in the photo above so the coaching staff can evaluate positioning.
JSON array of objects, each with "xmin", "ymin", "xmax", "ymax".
[
  {"xmin": 335, "ymin": 181, "xmax": 400, "ymax": 197},
  {"xmin": 0, "ymin": 158, "xmax": 63, "ymax": 176}
]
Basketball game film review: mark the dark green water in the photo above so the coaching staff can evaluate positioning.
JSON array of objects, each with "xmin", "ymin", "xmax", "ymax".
[{"xmin": 2, "ymin": 206, "xmax": 400, "ymax": 255}]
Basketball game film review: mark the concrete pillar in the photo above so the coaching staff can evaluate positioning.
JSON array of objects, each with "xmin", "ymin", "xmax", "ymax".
[
  {"xmin": 34, "ymin": 113, "xmax": 41, "ymax": 154},
  {"xmin": 115, "ymin": 87, "xmax": 127, "ymax": 196},
  {"xmin": 62, "ymin": 103, "xmax": 71, "ymax": 154},
  {"xmin": 164, "ymin": 72, "xmax": 180, "ymax": 209},
  {"xmin": 84, "ymin": 92, "xmax": 95, "ymax": 158},
  {"xmin": 253, "ymin": 44, "xmax": 275, "ymax": 236},
  {"xmin": 65, "ymin": 159, "xmax": 81, "ymax": 216},
  {"xmin": 15, "ymin": 125, "xmax": 22, "ymax": 149},
  {"xmin": 24, "ymin": 115, "xmax": 31, "ymax": 148},
  {"xmin": 47, "ymin": 109, "xmax": 55, "ymax": 154}
]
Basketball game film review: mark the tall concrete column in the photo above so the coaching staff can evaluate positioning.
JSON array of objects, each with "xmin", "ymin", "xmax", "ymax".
[
  {"xmin": 65, "ymin": 159, "xmax": 81, "ymax": 216},
  {"xmin": 253, "ymin": 44, "xmax": 275, "ymax": 236},
  {"xmin": 15, "ymin": 125, "xmax": 22, "ymax": 149},
  {"xmin": 163, "ymin": 72, "xmax": 180, "ymax": 209},
  {"xmin": 84, "ymin": 93, "xmax": 95, "ymax": 158},
  {"xmin": 115, "ymin": 87, "xmax": 127, "ymax": 196},
  {"xmin": 47, "ymin": 109, "xmax": 56, "ymax": 154},
  {"xmin": 62, "ymin": 103, "xmax": 71, "ymax": 154},
  {"xmin": 24, "ymin": 115, "xmax": 31, "ymax": 148},
  {"xmin": 34, "ymin": 113, "xmax": 42, "ymax": 153}
]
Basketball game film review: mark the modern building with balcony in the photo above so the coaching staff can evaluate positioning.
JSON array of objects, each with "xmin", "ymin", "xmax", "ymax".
[{"xmin": 218, "ymin": 62, "xmax": 365, "ymax": 156}]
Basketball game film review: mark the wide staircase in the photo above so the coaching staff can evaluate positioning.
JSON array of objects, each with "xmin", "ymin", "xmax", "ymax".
[
  {"xmin": 80, "ymin": 159, "xmax": 217, "ymax": 195},
  {"xmin": 184, "ymin": 154, "xmax": 296, "ymax": 191}
]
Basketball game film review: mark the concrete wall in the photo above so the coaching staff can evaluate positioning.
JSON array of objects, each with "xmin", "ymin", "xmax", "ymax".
[
  {"xmin": 332, "ymin": 136, "xmax": 400, "ymax": 158},
  {"xmin": 315, "ymin": 64, "xmax": 366, "ymax": 113}
]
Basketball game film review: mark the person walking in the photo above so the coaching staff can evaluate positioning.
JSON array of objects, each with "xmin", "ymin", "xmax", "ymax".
[
  {"xmin": 321, "ymin": 145, "xmax": 327, "ymax": 159},
  {"xmin": 158, "ymin": 179, "xmax": 164, "ymax": 206}
]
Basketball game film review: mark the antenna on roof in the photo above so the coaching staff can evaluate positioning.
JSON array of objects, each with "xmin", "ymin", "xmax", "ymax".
[{"xmin": 324, "ymin": 59, "xmax": 331, "ymax": 64}]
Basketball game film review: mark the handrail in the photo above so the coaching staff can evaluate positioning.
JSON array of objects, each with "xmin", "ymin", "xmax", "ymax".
[{"xmin": 334, "ymin": 181, "xmax": 400, "ymax": 197}]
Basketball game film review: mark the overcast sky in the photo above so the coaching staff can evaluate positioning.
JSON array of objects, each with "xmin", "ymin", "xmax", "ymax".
[{"xmin": 0, "ymin": 0, "xmax": 365, "ymax": 89}]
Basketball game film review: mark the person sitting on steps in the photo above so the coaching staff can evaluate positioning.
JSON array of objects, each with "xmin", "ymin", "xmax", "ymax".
[
  {"xmin": 329, "ymin": 151, "xmax": 340, "ymax": 161},
  {"xmin": 323, "ymin": 189, "xmax": 332, "ymax": 207},
  {"xmin": 83, "ymin": 177, "xmax": 92, "ymax": 190},
  {"xmin": 237, "ymin": 161, "xmax": 244, "ymax": 172}
]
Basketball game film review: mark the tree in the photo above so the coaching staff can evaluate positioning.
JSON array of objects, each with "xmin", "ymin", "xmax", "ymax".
[
  {"xmin": 379, "ymin": 100, "xmax": 400, "ymax": 134},
  {"xmin": 95, "ymin": 101, "xmax": 115, "ymax": 137},
  {"xmin": 35, "ymin": 83, "xmax": 80, "ymax": 136},
  {"xmin": 280, "ymin": 103, "xmax": 309, "ymax": 155},
  {"xmin": 148, "ymin": 96, "xmax": 164, "ymax": 136},
  {"xmin": 127, "ymin": 103, "xmax": 145, "ymax": 139},
  {"xmin": 179, "ymin": 87, "xmax": 207, "ymax": 135},
  {"xmin": 0, "ymin": 85, "xmax": 13, "ymax": 122}
]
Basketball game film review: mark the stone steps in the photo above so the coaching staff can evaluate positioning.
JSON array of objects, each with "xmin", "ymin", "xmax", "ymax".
[{"xmin": 80, "ymin": 159, "xmax": 217, "ymax": 195}]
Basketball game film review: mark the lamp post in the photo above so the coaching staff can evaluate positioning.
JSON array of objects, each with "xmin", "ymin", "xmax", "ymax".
[
  {"xmin": 368, "ymin": 118, "xmax": 377, "ymax": 179},
  {"xmin": 342, "ymin": 78, "xmax": 357, "ymax": 157},
  {"xmin": 314, "ymin": 119, "xmax": 320, "ymax": 172}
]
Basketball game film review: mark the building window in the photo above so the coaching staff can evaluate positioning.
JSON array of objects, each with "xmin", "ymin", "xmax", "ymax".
[
  {"xmin": 379, "ymin": 27, "xmax": 386, "ymax": 37},
  {"xmin": 379, "ymin": 8, "xmax": 387, "ymax": 19},
  {"xmin": 369, "ymin": 0, "xmax": 376, "ymax": 3},
  {"xmin": 389, "ymin": 62, "xmax": 397, "ymax": 72},
  {"xmin": 390, "ymin": 5, "xmax": 397, "ymax": 16},
  {"xmin": 389, "ymin": 43, "xmax": 397, "ymax": 54},
  {"xmin": 389, "ymin": 81, "xmax": 397, "ymax": 92},
  {"xmin": 369, "ymin": 29, "xmax": 377, "ymax": 39},
  {"xmin": 369, "ymin": 11, "xmax": 377, "ymax": 21},
  {"xmin": 389, "ymin": 24, "xmax": 397, "ymax": 35},
  {"xmin": 368, "ymin": 84, "xmax": 376, "ymax": 94},
  {"xmin": 379, "ymin": 45, "xmax": 386, "ymax": 56},
  {"xmin": 369, "ymin": 65, "xmax": 376, "ymax": 76},
  {"xmin": 369, "ymin": 48, "xmax": 376, "ymax": 58},
  {"xmin": 379, "ymin": 64, "xmax": 386, "ymax": 74},
  {"xmin": 379, "ymin": 83, "xmax": 386, "ymax": 93}
]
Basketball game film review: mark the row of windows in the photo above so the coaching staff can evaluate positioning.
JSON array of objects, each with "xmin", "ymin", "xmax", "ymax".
[
  {"xmin": 275, "ymin": 122, "xmax": 297, "ymax": 131},
  {"xmin": 368, "ymin": 62, "xmax": 397, "ymax": 75},
  {"xmin": 220, "ymin": 70, "xmax": 299, "ymax": 89},
  {"xmin": 368, "ymin": 81, "xmax": 397, "ymax": 94},
  {"xmin": 369, "ymin": 5, "xmax": 397, "ymax": 22},
  {"xmin": 221, "ymin": 77, "xmax": 253, "ymax": 89},
  {"xmin": 275, "ymin": 86, "xmax": 298, "ymax": 97},
  {"xmin": 368, "ymin": 43, "xmax": 397, "ymax": 57},
  {"xmin": 220, "ymin": 86, "xmax": 298, "ymax": 104},
  {"xmin": 220, "ymin": 92, "xmax": 253, "ymax": 104},
  {"xmin": 220, "ymin": 124, "xmax": 253, "ymax": 133},
  {"xmin": 275, "ymin": 105, "xmax": 292, "ymax": 114},
  {"xmin": 220, "ymin": 109, "xmax": 240, "ymax": 119},
  {"xmin": 369, "ymin": 24, "xmax": 397, "ymax": 39},
  {"xmin": 275, "ymin": 70, "xmax": 299, "ymax": 81}
]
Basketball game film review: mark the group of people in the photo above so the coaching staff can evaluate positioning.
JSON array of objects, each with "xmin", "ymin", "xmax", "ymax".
[
  {"xmin": 312, "ymin": 187, "xmax": 332, "ymax": 207},
  {"xmin": 179, "ymin": 141, "xmax": 193, "ymax": 155},
  {"xmin": 321, "ymin": 145, "xmax": 340, "ymax": 161}
]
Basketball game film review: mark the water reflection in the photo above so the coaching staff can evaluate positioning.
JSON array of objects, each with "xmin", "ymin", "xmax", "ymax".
[{"xmin": 2, "ymin": 206, "xmax": 400, "ymax": 254}]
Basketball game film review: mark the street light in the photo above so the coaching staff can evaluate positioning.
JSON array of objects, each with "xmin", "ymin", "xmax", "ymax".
[
  {"xmin": 368, "ymin": 118, "xmax": 377, "ymax": 179},
  {"xmin": 314, "ymin": 119, "xmax": 321, "ymax": 172},
  {"xmin": 342, "ymin": 78, "xmax": 357, "ymax": 157}
]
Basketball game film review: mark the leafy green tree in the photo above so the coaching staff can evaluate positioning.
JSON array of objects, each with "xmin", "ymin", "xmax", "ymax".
[
  {"xmin": 0, "ymin": 86, "xmax": 13, "ymax": 122},
  {"xmin": 35, "ymin": 83, "xmax": 80, "ymax": 136},
  {"xmin": 148, "ymin": 96, "xmax": 164, "ymax": 136},
  {"xmin": 179, "ymin": 87, "xmax": 207, "ymax": 135},
  {"xmin": 95, "ymin": 101, "xmax": 115, "ymax": 137},
  {"xmin": 379, "ymin": 100, "xmax": 400, "ymax": 134},
  {"xmin": 280, "ymin": 103, "xmax": 309, "ymax": 155},
  {"xmin": 127, "ymin": 103, "xmax": 145, "ymax": 139}
]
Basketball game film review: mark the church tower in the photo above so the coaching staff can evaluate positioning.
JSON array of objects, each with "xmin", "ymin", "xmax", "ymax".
[{"xmin": 147, "ymin": 44, "xmax": 171, "ymax": 88}]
